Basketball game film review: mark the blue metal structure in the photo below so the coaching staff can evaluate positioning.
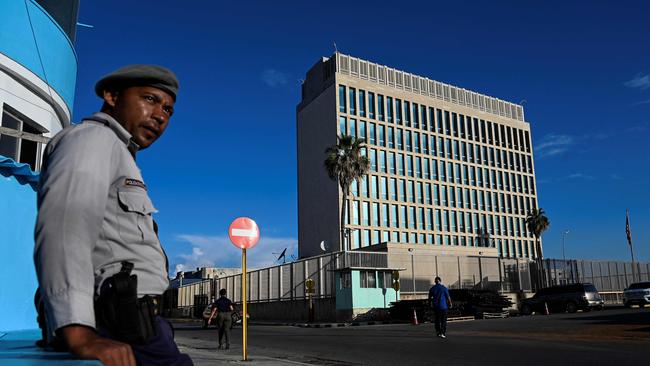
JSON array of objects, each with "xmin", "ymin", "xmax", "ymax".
[
  {"xmin": 0, "ymin": 1, "xmax": 101, "ymax": 364},
  {"xmin": 0, "ymin": 0, "xmax": 77, "ymax": 111}
]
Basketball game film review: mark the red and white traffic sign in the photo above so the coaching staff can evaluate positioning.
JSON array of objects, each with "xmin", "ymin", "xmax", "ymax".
[{"xmin": 228, "ymin": 217, "xmax": 260, "ymax": 249}]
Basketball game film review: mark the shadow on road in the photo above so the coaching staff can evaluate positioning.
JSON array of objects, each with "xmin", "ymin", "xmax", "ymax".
[{"xmin": 562, "ymin": 309, "xmax": 650, "ymax": 330}]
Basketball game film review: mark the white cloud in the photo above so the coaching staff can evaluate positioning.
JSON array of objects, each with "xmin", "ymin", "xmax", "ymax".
[
  {"xmin": 624, "ymin": 74, "xmax": 650, "ymax": 90},
  {"xmin": 261, "ymin": 69, "xmax": 290, "ymax": 87},
  {"xmin": 551, "ymin": 173, "xmax": 595, "ymax": 181},
  {"xmin": 632, "ymin": 99, "xmax": 650, "ymax": 106},
  {"xmin": 171, "ymin": 234, "xmax": 298, "ymax": 276},
  {"xmin": 535, "ymin": 134, "xmax": 574, "ymax": 158},
  {"xmin": 625, "ymin": 122, "xmax": 649, "ymax": 132}
]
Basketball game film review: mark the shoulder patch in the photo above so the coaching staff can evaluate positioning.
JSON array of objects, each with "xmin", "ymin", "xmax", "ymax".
[{"xmin": 124, "ymin": 178, "xmax": 147, "ymax": 190}]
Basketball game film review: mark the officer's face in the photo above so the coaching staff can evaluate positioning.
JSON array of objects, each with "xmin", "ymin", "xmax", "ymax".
[{"xmin": 103, "ymin": 86, "xmax": 175, "ymax": 149}]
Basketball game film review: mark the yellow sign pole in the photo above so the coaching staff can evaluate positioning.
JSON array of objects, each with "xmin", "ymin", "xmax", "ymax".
[{"xmin": 242, "ymin": 248, "xmax": 248, "ymax": 361}]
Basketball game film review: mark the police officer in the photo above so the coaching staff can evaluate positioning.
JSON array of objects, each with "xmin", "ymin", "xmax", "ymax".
[
  {"xmin": 34, "ymin": 65, "xmax": 193, "ymax": 366},
  {"xmin": 207, "ymin": 289, "xmax": 234, "ymax": 349}
]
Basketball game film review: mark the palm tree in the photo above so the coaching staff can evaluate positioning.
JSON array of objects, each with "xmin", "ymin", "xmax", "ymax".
[
  {"xmin": 525, "ymin": 208, "xmax": 550, "ymax": 287},
  {"xmin": 324, "ymin": 135, "xmax": 370, "ymax": 251}
]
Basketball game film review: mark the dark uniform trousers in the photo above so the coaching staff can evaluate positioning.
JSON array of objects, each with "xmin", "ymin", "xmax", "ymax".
[
  {"xmin": 216, "ymin": 312, "xmax": 232, "ymax": 347},
  {"xmin": 100, "ymin": 316, "xmax": 193, "ymax": 366}
]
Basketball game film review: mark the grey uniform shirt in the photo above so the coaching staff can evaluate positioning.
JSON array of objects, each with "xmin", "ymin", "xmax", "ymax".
[{"xmin": 34, "ymin": 112, "xmax": 169, "ymax": 332}]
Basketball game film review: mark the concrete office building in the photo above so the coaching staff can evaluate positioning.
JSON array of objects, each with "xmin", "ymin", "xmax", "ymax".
[{"xmin": 297, "ymin": 53, "xmax": 540, "ymax": 260}]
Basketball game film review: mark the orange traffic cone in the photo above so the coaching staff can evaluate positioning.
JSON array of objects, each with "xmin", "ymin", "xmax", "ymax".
[
  {"xmin": 544, "ymin": 302, "xmax": 550, "ymax": 315},
  {"xmin": 412, "ymin": 309, "xmax": 419, "ymax": 325}
]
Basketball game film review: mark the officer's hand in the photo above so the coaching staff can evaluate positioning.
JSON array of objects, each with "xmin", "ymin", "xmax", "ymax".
[{"xmin": 62, "ymin": 325, "xmax": 136, "ymax": 366}]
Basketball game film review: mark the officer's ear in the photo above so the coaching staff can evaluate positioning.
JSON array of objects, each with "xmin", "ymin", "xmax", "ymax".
[{"xmin": 102, "ymin": 89, "xmax": 120, "ymax": 109}]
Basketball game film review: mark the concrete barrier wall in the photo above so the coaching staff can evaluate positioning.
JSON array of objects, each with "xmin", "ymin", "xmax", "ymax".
[{"xmin": 247, "ymin": 298, "xmax": 336, "ymax": 323}]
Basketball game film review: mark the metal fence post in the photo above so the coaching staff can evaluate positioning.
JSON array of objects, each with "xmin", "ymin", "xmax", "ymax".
[
  {"xmin": 290, "ymin": 262, "xmax": 295, "ymax": 300},
  {"xmin": 278, "ymin": 265, "xmax": 283, "ymax": 300},
  {"xmin": 457, "ymin": 256, "xmax": 462, "ymax": 289},
  {"xmin": 517, "ymin": 258, "xmax": 523, "ymax": 291},
  {"xmin": 478, "ymin": 257, "xmax": 484, "ymax": 290},
  {"xmin": 498, "ymin": 257, "xmax": 503, "ymax": 292}
]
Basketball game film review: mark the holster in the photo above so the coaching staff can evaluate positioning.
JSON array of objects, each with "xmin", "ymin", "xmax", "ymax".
[{"xmin": 94, "ymin": 261, "xmax": 157, "ymax": 344}]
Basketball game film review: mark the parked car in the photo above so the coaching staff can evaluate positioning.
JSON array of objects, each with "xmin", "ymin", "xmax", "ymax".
[
  {"xmin": 519, "ymin": 283, "xmax": 604, "ymax": 315},
  {"xmin": 623, "ymin": 282, "xmax": 650, "ymax": 308},
  {"xmin": 202, "ymin": 303, "xmax": 243, "ymax": 329}
]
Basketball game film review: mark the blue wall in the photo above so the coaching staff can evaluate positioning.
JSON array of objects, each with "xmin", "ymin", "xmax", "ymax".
[
  {"xmin": 0, "ymin": 175, "xmax": 38, "ymax": 332},
  {"xmin": 335, "ymin": 271, "xmax": 400, "ymax": 311},
  {"xmin": 0, "ymin": 0, "xmax": 77, "ymax": 110}
]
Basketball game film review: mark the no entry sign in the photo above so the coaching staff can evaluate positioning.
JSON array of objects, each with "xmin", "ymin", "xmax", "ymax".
[
  {"xmin": 228, "ymin": 217, "xmax": 260, "ymax": 360},
  {"xmin": 228, "ymin": 217, "xmax": 260, "ymax": 249}
]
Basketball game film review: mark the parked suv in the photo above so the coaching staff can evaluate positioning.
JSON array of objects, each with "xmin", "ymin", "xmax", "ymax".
[
  {"xmin": 519, "ymin": 283, "xmax": 604, "ymax": 315},
  {"xmin": 623, "ymin": 282, "xmax": 650, "ymax": 308}
]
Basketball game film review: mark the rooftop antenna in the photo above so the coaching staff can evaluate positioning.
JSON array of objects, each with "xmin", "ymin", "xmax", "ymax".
[
  {"xmin": 290, "ymin": 254, "xmax": 297, "ymax": 261},
  {"xmin": 333, "ymin": 41, "xmax": 338, "ymax": 53},
  {"xmin": 273, "ymin": 248, "xmax": 287, "ymax": 264}
]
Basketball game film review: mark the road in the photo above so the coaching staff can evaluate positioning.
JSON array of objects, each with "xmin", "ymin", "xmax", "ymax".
[{"xmin": 173, "ymin": 307, "xmax": 649, "ymax": 365}]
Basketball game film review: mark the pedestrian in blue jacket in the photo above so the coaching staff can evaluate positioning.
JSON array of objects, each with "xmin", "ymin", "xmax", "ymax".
[{"xmin": 428, "ymin": 276, "xmax": 453, "ymax": 338}]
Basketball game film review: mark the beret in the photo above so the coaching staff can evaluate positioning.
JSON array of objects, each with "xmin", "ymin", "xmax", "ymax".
[{"xmin": 95, "ymin": 64, "xmax": 179, "ymax": 101}]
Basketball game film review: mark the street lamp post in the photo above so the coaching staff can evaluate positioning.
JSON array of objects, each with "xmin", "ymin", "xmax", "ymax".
[
  {"xmin": 562, "ymin": 230, "xmax": 570, "ymax": 283},
  {"xmin": 408, "ymin": 248, "xmax": 415, "ymax": 295}
]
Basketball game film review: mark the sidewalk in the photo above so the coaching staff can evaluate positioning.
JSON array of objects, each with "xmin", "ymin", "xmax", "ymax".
[{"xmin": 175, "ymin": 336, "xmax": 312, "ymax": 366}]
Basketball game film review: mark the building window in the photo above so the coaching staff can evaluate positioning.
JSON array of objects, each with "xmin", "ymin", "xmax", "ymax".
[
  {"xmin": 384, "ymin": 96, "xmax": 391, "ymax": 122},
  {"xmin": 349, "ymin": 87, "xmax": 356, "ymax": 115},
  {"xmin": 352, "ymin": 201, "xmax": 360, "ymax": 225},
  {"xmin": 368, "ymin": 92, "xmax": 375, "ymax": 119},
  {"xmin": 405, "ymin": 131, "xmax": 411, "ymax": 152},
  {"xmin": 395, "ymin": 99, "xmax": 402, "ymax": 124},
  {"xmin": 369, "ymin": 123, "xmax": 376, "ymax": 145},
  {"xmin": 0, "ymin": 106, "xmax": 47, "ymax": 171},
  {"xmin": 370, "ymin": 149, "xmax": 377, "ymax": 171},
  {"xmin": 360, "ymin": 271, "xmax": 377, "ymax": 288},
  {"xmin": 340, "ymin": 272, "xmax": 351, "ymax": 289},
  {"xmin": 390, "ymin": 204, "xmax": 398, "ymax": 228},
  {"xmin": 372, "ymin": 203, "xmax": 379, "ymax": 226},
  {"xmin": 407, "ymin": 156, "xmax": 413, "ymax": 177},
  {"xmin": 371, "ymin": 176, "xmax": 378, "ymax": 199},
  {"xmin": 349, "ymin": 119, "xmax": 356, "ymax": 139},
  {"xmin": 404, "ymin": 101, "xmax": 411, "ymax": 126},
  {"xmin": 339, "ymin": 85, "xmax": 346, "ymax": 113},
  {"xmin": 379, "ymin": 151, "xmax": 386, "ymax": 173},
  {"xmin": 378, "ymin": 95, "xmax": 385, "ymax": 121},
  {"xmin": 396, "ymin": 129, "xmax": 403, "ymax": 150},
  {"xmin": 397, "ymin": 154, "xmax": 404, "ymax": 176},
  {"xmin": 359, "ymin": 89, "xmax": 366, "ymax": 117}
]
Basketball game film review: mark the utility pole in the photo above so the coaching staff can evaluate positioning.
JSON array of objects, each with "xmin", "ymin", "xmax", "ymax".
[
  {"xmin": 408, "ymin": 248, "xmax": 415, "ymax": 295},
  {"xmin": 562, "ymin": 230, "xmax": 569, "ymax": 283}
]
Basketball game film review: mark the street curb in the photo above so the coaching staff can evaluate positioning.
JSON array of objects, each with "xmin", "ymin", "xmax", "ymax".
[
  {"xmin": 292, "ymin": 320, "xmax": 406, "ymax": 328},
  {"xmin": 169, "ymin": 317, "xmax": 475, "ymax": 328}
]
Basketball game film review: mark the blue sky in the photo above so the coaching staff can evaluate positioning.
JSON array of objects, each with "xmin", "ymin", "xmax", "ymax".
[{"xmin": 72, "ymin": 0, "xmax": 650, "ymax": 274}]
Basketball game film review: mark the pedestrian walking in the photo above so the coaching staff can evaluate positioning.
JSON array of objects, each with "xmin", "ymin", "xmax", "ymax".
[
  {"xmin": 207, "ymin": 289, "xmax": 234, "ymax": 349},
  {"xmin": 428, "ymin": 276, "xmax": 452, "ymax": 338}
]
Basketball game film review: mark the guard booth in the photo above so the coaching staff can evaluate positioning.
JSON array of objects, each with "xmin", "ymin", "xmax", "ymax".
[{"xmin": 333, "ymin": 267, "xmax": 403, "ymax": 321}]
